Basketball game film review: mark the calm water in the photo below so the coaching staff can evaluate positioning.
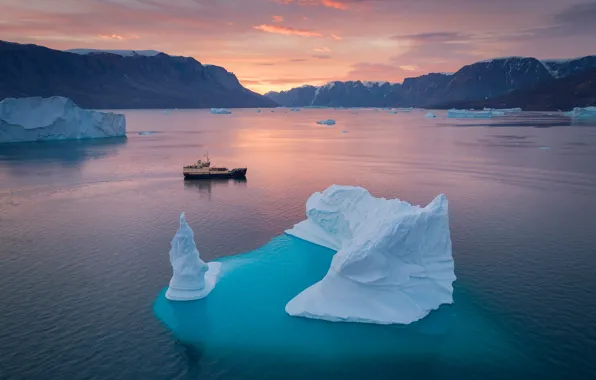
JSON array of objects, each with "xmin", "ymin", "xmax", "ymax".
[{"xmin": 1, "ymin": 109, "xmax": 596, "ymax": 380}]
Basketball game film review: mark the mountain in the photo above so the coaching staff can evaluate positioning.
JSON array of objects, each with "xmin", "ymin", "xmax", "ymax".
[
  {"xmin": 0, "ymin": 41, "xmax": 276, "ymax": 109},
  {"xmin": 541, "ymin": 56, "xmax": 596, "ymax": 78},
  {"xmin": 267, "ymin": 56, "xmax": 596, "ymax": 109},
  {"xmin": 267, "ymin": 81, "xmax": 397, "ymax": 107},
  {"xmin": 265, "ymin": 85, "xmax": 317, "ymax": 107},
  {"xmin": 66, "ymin": 49, "xmax": 163, "ymax": 57},
  {"xmin": 434, "ymin": 68, "xmax": 596, "ymax": 111}
]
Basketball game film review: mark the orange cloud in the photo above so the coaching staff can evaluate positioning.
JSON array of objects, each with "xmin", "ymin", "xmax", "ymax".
[
  {"xmin": 272, "ymin": 15, "xmax": 284, "ymax": 22},
  {"xmin": 275, "ymin": 0, "xmax": 349, "ymax": 10},
  {"xmin": 322, "ymin": 0, "xmax": 349, "ymax": 10},
  {"xmin": 99, "ymin": 34, "xmax": 139, "ymax": 41},
  {"xmin": 330, "ymin": 33, "xmax": 342, "ymax": 40},
  {"xmin": 100, "ymin": 34, "xmax": 124, "ymax": 40},
  {"xmin": 314, "ymin": 46, "xmax": 331, "ymax": 52},
  {"xmin": 253, "ymin": 24, "xmax": 322, "ymax": 37}
]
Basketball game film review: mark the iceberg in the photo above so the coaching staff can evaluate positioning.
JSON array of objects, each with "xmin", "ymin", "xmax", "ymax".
[
  {"xmin": 447, "ymin": 109, "xmax": 492, "ymax": 119},
  {"xmin": 0, "ymin": 96, "xmax": 125, "ymax": 144},
  {"xmin": 395, "ymin": 107, "xmax": 413, "ymax": 112},
  {"xmin": 138, "ymin": 131, "xmax": 155, "ymax": 135},
  {"xmin": 483, "ymin": 107, "xmax": 522, "ymax": 113},
  {"xmin": 291, "ymin": 108, "xmax": 301, "ymax": 112},
  {"xmin": 425, "ymin": 112, "xmax": 437, "ymax": 118},
  {"xmin": 285, "ymin": 185, "xmax": 455, "ymax": 325},
  {"xmin": 166, "ymin": 213, "xmax": 221, "ymax": 301},
  {"xmin": 316, "ymin": 119, "xmax": 336, "ymax": 126},
  {"xmin": 564, "ymin": 107, "xmax": 596, "ymax": 119},
  {"xmin": 210, "ymin": 108, "xmax": 232, "ymax": 115}
]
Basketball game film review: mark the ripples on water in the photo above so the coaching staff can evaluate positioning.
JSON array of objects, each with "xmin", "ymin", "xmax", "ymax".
[{"xmin": 0, "ymin": 109, "xmax": 595, "ymax": 379}]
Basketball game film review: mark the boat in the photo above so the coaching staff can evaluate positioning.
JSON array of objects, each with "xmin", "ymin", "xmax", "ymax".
[{"xmin": 183, "ymin": 154, "xmax": 247, "ymax": 179}]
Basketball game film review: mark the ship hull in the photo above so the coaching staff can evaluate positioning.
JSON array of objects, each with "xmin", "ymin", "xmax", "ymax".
[{"xmin": 183, "ymin": 168, "xmax": 247, "ymax": 179}]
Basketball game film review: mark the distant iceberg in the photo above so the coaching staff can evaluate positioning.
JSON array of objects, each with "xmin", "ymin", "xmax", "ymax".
[
  {"xmin": 166, "ymin": 213, "xmax": 221, "ymax": 301},
  {"xmin": 564, "ymin": 107, "xmax": 596, "ymax": 119},
  {"xmin": 285, "ymin": 185, "xmax": 455, "ymax": 325},
  {"xmin": 425, "ymin": 112, "xmax": 437, "ymax": 118},
  {"xmin": 395, "ymin": 107, "xmax": 413, "ymax": 112},
  {"xmin": 0, "ymin": 96, "xmax": 125, "ymax": 143},
  {"xmin": 138, "ymin": 131, "xmax": 155, "ymax": 135},
  {"xmin": 291, "ymin": 108, "xmax": 301, "ymax": 112},
  {"xmin": 316, "ymin": 119, "xmax": 336, "ymax": 126},
  {"xmin": 447, "ymin": 109, "xmax": 492, "ymax": 119},
  {"xmin": 483, "ymin": 107, "xmax": 522, "ymax": 113},
  {"xmin": 210, "ymin": 108, "xmax": 232, "ymax": 115}
]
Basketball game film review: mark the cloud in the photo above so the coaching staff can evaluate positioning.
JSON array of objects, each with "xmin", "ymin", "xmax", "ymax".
[
  {"xmin": 330, "ymin": 33, "xmax": 342, "ymax": 40},
  {"xmin": 522, "ymin": 2, "xmax": 596, "ymax": 38},
  {"xmin": 312, "ymin": 54, "xmax": 331, "ymax": 59},
  {"xmin": 314, "ymin": 46, "xmax": 331, "ymax": 52},
  {"xmin": 393, "ymin": 32, "xmax": 469, "ymax": 43},
  {"xmin": 253, "ymin": 24, "xmax": 322, "ymax": 37},
  {"xmin": 288, "ymin": 58, "xmax": 309, "ymax": 62},
  {"xmin": 274, "ymin": 0, "xmax": 350, "ymax": 10},
  {"xmin": 99, "ymin": 34, "xmax": 139, "ymax": 40},
  {"xmin": 272, "ymin": 15, "xmax": 284, "ymax": 22}
]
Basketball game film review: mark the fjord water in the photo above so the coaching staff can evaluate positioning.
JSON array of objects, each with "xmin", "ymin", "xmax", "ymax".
[{"xmin": 1, "ymin": 109, "xmax": 595, "ymax": 379}]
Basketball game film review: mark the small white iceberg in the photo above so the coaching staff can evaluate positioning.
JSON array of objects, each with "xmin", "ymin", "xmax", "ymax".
[
  {"xmin": 138, "ymin": 131, "xmax": 155, "ymax": 135},
  {"xmin": 285, "ymin": 185, "xmax": 455, "ymax": 325},
  {"xmin": 341, "ymin": 130, "xmax": 348, "ymax": 134},
  {"xmin": 564, "ymin": 107, "xmax": 596, "ymax": 119},
  {"xmin": 425, "ymin": 112, "xmax": 437, "ymax": 118},
  {"xmin": 316, "ymin": 119, "xmax": 336, "ymax": 126},
  {"xmin": 166, "ymin": 213, "xmax": 221, "ymax": 301},
  {"xmin": 447, "ymin": 109, "xmax": 493, "ymax": 119},
  {"xmin": 210, "ymin": 108, "xmax": 232, "ymax": 115},
  {"xmin": 256, "ymin": 109, "xmax": 261, "ymax": 113},
  {"xmin": 291, "ymin": 108, "xmax": 301, "ymax": 112}
]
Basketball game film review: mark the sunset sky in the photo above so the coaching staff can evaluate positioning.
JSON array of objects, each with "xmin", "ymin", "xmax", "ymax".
[{"xmin": 1, "ymin": 0, "xmax": 596, "ymax": 94}]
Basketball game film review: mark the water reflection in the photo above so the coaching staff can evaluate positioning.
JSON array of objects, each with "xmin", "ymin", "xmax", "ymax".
[
  {"xmin": 0, "ymin": 137, "xmax": 127, "ymax": 167},
  {"xmin": 183, "ymin": 178, "xmax": 248, "ymax": 199}
]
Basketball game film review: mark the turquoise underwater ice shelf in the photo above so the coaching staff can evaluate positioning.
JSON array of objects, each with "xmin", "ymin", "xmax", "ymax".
[{"xmin": 154, "ymin": 234, "xmax": 517, "ymax": 366}]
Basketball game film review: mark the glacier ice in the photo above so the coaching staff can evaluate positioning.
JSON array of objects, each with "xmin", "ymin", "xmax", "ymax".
[
  {"xmin": 0, "ymin": 96, "xmax": 125, "ymax": 143},
  {"xmin": 395, "ymin": 107, "xmax": 413, "ymax": 112},
  {"xmin": 425, "ymin": 112, "xmax": 437, "ymax": 118},
  {"xmin": 166, "ymin": 212, "xmax": 221, "ymax": 301},
  {"xmin": 564, "ymin": 107, "xmax": 596, "ymax": 119},
  {"xmin": 316, "ymin": 119, "xmax": 336, "ymax": 126},
  {"xmin": 447, "ymin": 109, "xmax": 492, "ymax": 119},
  {"xmin": 484, "ymin": 107, "xmax": 522, "ymax": 113},
  {"xmin": 285, "ymin": 185, "xmax": 455, "ymax": 325},
  {"xmin": 210, "ymin": 108, "xmax": 232, "ymax": 115}
]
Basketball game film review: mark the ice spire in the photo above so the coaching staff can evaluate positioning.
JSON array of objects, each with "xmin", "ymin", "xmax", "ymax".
[{"xmin": 166, "ymin": 212, "xmax": 221, "ymax": 301}]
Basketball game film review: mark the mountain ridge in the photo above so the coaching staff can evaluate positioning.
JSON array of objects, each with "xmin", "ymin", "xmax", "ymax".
[
  {"xmin": 0, "ymin": 40, "xmax": 276, "ymax": 109},
  {"xmin": 266, "ymin": 56, "xmax": 596, "ymax": 109}
]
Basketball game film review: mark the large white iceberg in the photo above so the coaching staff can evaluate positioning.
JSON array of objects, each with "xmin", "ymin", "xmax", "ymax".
[
  {"xmin": 285, "ymin": 185, "xmax": 455, "ymax": 325},
  {"xmin": 166, "ymin": 213, "xmax": 221, "ymax": 301},
  {"xmin": 564, "ymin": 107, "xmax": 596, "ymax": 119},
  {"xmin": 447, "ymin": 109, "xmax": 492, "ymax": 119},
  {"xmin": 0, "ymin": 96, "xmax": 125, "ymax": 143},
  {"xmin": 210, "ymin": 108, "xmax": 232, "ymax": 115}
]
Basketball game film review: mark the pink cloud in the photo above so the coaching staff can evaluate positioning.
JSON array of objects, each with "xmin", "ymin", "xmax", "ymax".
[
  {"xmin": 253, "ymin": 24, "xmax": 323, "ymax": 37},
  {"xmin": 330, "ymin": 33, "xmax": 342, "ymax": 40},
  {"xmin": 272, "ymin": 15, "xmax": 284, "ymax": 22},
  {"xmin": 314, "ymin": 46, "xmax": 332, "ymax": 52}
]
